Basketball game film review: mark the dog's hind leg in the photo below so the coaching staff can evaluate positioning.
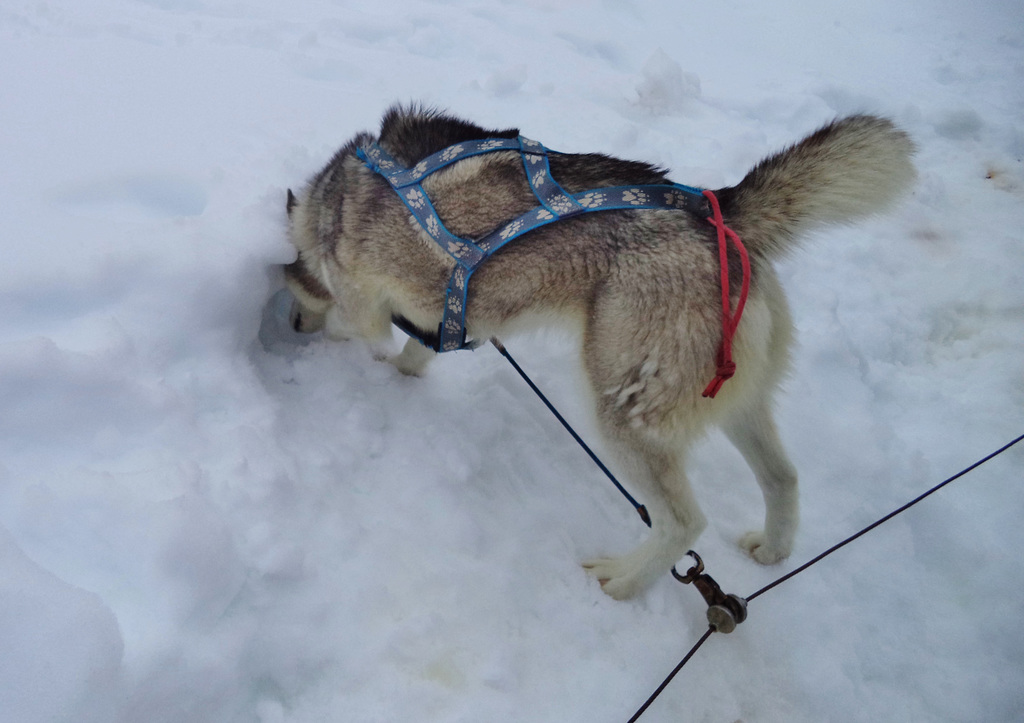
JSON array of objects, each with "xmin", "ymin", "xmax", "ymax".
[
  {"xmin": 583, "ymin": 433, "xmax": 706, "ymax": 599},
  {"xmin": 722, "ymin": 397, "xmax": 798, "ymax": 564},
  {"xmin": 579, "ymin": 276, "xmax": 717, "ymax": 598}
]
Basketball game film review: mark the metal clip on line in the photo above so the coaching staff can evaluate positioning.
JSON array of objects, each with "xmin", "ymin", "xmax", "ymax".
[{"xmin": 672, "ymin": 551, "xmax": 748, "ymax": 634}]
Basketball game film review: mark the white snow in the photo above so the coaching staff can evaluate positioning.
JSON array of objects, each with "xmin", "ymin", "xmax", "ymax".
[{"xmin": 2, "ymin": 1, "xmax": 1023, "ymax": 721}]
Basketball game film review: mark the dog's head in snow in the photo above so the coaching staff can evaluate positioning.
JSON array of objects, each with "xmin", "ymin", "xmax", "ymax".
[
  {"xmin": 282, "ymin": 133, "xmax": 377, "ymax": 341},
  {"xmin": 282, "ymin": 187, "xmax": 331, "ymax": 335}
]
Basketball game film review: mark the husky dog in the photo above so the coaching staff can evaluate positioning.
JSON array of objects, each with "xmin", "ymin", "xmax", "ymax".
[{"xmin": 282, "ymin": 105, "xmax": 915, "ymax": 600}]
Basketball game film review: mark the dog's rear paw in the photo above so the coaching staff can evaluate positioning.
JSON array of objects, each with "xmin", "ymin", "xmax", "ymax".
[
  {"xmin": 739, "ymin": 531, "xmax": 789, "ymax": 565},
  {"xmin": 582, "ymin": 557, "xmax": 647, "ymax": 600}
]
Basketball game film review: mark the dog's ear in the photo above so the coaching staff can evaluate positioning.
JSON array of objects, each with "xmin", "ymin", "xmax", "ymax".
[{"xmin": 286, "ymin": 188, "xmax": 298, "ymax": 218}]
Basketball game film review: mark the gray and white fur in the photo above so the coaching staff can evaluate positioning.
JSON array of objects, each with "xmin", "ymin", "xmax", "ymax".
[{"xmin": 282, "ymin": 105, "xmax": 916, "ymax": 599}]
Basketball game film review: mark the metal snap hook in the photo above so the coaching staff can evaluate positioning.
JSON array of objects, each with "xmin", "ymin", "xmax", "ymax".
[
  {"xmin": 671, "ymin": 550, "xmax": 705, "ymax": 584},
  {"xmin": 672, "ymin": 551, "xmax": 748, "ymax": 634}
]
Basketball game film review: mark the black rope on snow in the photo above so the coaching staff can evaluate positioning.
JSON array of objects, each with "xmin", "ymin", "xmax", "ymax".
[
  {"xmin": 628, "ymin": 431, "xmax": 1024, "ymax": 721},
  {"xmin": 626, "ymin": 626, "xmax": 715, "ymax": 723},
  {"xmin": 491, "ymin": 338, "xmax": 651, "ymax": 527},
  {"xmin": 488, "ymin": 338, "xmax": 1024, "ymax": 722},
  {"xmin": 746, "ymin": 430, "xmax": 1024, "ymax": 602}
]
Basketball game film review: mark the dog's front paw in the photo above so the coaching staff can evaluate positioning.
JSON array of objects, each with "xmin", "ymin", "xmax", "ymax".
[
  {"xmin": 739, "ymin": 531, "xmax": 789, "ymax": 565},
  {"xmin": 582, "ymin": 557, "xmax": 646, "ymax": 600},
  {"xmin": 390, "ymin": 353, "xmax": 428, "ymax": 376},
  {"xmin": 390, "ymin": 338, "xmax": 435, "ymax": 377}
]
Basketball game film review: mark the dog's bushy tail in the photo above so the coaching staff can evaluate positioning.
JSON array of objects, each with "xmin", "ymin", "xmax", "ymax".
[{"xmin": 715, "ymin": 115, "xmax": 916, "ymax": 259}]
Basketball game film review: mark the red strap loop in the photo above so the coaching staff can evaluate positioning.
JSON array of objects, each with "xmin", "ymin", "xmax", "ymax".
[{"xmin": 701, "ymin": 190, "xmax": 750, "ymax": 399}]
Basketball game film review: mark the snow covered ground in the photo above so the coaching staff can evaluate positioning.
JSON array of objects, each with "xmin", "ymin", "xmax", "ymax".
[{"xmin": 1, "ymin": 1, "xmax": 1022, "ymax": 721}]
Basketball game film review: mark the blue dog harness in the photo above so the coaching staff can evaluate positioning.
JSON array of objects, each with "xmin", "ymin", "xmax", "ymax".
[{"xmin": 356, "ymin": 136, "xmax": 711, "ymax": 353}]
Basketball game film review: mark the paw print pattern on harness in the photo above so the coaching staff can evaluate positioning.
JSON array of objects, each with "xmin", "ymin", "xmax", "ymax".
[
  {"xmin": 357, "ymin": 135, "xmax": 712, "ymax": 353},
  {"xmin": 412, "ymin": 160, "xmax": 430, "ymax": 179},
  {"xmin": 549, "ymin": 195, "xmax": 578, "ymax": 215},
  {"xmin": 622, "ymin": 188, "xmax": 651, "ymax": 205},
  {"xmin": 405, "ymin": 188, "xmax": 426, "ymax": 209},
  {"xmin": 440, "ymin": 144, "xmax": 465, "ymax": 162},
  {"xmin": 663, "ymin": 190, "xmax": 691, "ymax": 209},
  {"xmin": 446, "ymin": 239, "xmax": 470, "ymax": 258},
  {"xmin": 500, "ymin": 219, "xmax": 524, "ymax": 240}
]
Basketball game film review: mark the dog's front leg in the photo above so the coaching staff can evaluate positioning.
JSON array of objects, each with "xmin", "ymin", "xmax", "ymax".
[
  {"xmin": 324, "ymin": 291, "xmax": 399, "ymax": 363},
  {"xmin": 324, "ymin": 305, "xmax": 361, "ymax": 341},
  {"xmin": 390, "ymin": 337, "xmax": 436, "ymax": 376}
]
